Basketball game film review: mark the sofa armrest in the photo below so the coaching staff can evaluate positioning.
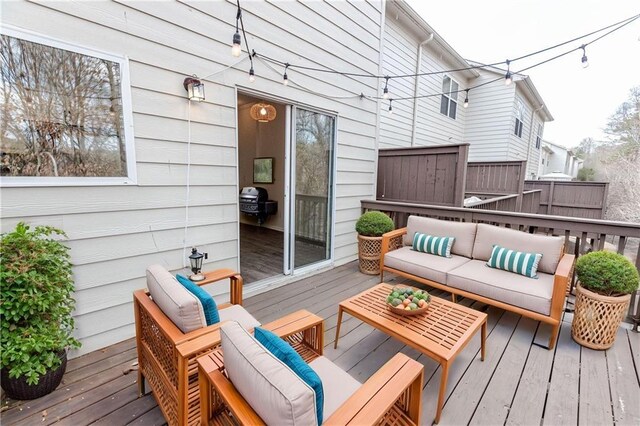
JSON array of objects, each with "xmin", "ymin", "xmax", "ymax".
[
  {"xmin": 549, "ymin": 253, "xmax": 575, "ymax": 320},
  {"xmin": 381, "ymin": 227, "xmax": 407, "ymax": 259},
  {"xmin": 198, "ymin": 269, "xmax": 244, "ymax": 305},
  {"xmin": 324, "ymin": 353, "xmax": 423, "ymax": 426}
]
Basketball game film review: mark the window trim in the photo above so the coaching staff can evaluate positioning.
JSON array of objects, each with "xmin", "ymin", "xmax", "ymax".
[
  {"xmin": 440, "ymin": 75, "xmax": 459, "ymax": 120},
  {"xmin": 535, "ymin": 123, "xmax": 543, "ymax": 149},
  {"xmin": 0, "ymin": 25, "xmax": 137, "ymax": 187},
  {"xmin": 514, "ymin": 97, "xmax": 525, "ymax": 138}
]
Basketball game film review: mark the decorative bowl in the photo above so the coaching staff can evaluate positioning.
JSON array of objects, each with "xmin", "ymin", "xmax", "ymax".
[{"xmin": 385, "ymin": 286, "xmax": 431, "ymax": 316}]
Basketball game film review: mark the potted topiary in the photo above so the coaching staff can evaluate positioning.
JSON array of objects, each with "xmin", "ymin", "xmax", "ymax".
[
  {"xmin": 1, "ymin": 223, "xmax": 81, "ymax": 400},
  {"xmin": 572, "ymin": 250, "xmax": 639, "ymax": 350},
  {"xmin": 355, "ymin": 211, "xmax": 394, "ymax": 275}
]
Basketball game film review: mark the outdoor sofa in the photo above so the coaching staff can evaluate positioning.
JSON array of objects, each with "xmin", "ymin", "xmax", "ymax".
[{"xmin": 380, "ymin": 216, "xmax": 575, "ymax": 350}]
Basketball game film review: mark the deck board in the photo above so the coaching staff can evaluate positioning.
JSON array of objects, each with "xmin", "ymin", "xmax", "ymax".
[{"xmin": 1, "ymin": 261, "xmax": 635, "ymax": 426}]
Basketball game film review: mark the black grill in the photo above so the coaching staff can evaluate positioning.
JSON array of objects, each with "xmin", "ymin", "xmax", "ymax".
[{"xmin": 239, "ymin": 187, "xmax": 277, "ymax": 225}]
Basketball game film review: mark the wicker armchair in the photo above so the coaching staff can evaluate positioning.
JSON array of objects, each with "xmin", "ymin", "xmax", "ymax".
[
  {"xmin": 197, "ymin": 314, "xmax": 424, "ymax": 426},
  {"xmin": 133, "ymin": 268, "xmax": 247, "ymax": 426}
]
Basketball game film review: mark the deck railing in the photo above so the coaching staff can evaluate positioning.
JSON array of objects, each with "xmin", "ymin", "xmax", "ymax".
[
  {"xmin": 296, "ymin": 194, "xmax": 327, "ymax": 244},
  {"xmin": 465, "ymin": 190, "xmax": 541, "ymax": 214},
  {"xmin": 362, "ymin": 199, "xmax": 640, "ymax": 325}
]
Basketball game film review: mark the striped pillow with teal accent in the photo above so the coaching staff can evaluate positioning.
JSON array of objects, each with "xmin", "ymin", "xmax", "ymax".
[
  {"xmin": 412, "ymin": 232, "xmax": 455, "ymax": 258},
  {"xmin": 486, "ymin": 245, "xmax": 542, "ymax": 278}
]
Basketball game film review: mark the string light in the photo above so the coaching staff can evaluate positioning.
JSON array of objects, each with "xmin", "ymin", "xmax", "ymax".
[
  {"xmin": 283, "ymin": 63, "xmax": 289, "ymax": 86},
  {"xmin": 248, "ymin": 66, "xmax": 255, "ymax": 83},
  {"xmin": 580, "ymin": 44, "xmax": 589, "ymax": 68},
  {"xmin": 504, "ymin": 60, "xmax": 512, "ymax": 85},
  {"xmin": 231, "ymin": 7, "xmax": 242, "ymax": 57},
  {"xmin": 388, "ymin": 99, "xmax": 393, "ymax": 114},
  {"xmin": 463, "ymin": 90, "xmax": 469, "ymax": 108},
  {"xmin": 382, "ymin": 76, "xmax": 389, "ymax": 99}
]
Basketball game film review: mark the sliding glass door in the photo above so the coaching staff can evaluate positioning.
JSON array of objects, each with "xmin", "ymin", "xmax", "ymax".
[{"xmin": 289, "ymin": 107, "xmax": 335, "ymax": 270}]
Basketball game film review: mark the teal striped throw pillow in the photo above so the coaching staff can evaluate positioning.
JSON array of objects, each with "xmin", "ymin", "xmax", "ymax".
[
  {"xmin": 486, "ymin": 245, "xmax": 542, "ymax": 278},
  {"xmin": 412, "ymin": 232, "xmax": 455, "ymax": 258}
]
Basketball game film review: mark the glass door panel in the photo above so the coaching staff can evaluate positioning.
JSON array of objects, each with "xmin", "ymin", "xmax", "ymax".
[{"xmin": 293, "ymin": 108, "xmax": 334, "ymax": 269}]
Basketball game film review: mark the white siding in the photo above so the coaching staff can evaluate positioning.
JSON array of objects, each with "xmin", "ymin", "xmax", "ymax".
[
  {"xmin": 463, "ymin": 73, "xmax": 515, "ymax": 161},
  {"xmin": 0, "ymin": 0, "xmax": 382, "ymax": 355}
]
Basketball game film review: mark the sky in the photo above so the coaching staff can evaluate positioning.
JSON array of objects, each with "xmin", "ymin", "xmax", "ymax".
[{"xmin": 405, "ymin": 0, "xmax": 640, "ymax": 148}]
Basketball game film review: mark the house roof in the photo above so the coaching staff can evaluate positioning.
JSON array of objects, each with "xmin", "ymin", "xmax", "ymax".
[
  {"xmin": 387, "ymin": 1, "xmax": 480, "ymax": 80},
  {"xmin": 467, "ymin": 61, "xmax": 553, "ymax": 122}
]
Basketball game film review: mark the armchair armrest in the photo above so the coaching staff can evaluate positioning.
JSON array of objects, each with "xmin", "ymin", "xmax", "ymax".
[
  {"xmin": 324, "ymin": 353, "xmax": 423, "ymax": 426},
  {"xmin": 381, "ymin": 227, "xmax": 407, "ymax": 258},
  {"xmin": 549, "ymin": 253, "xmax": 575, "ymax": 320},
  {"xmin": 204, "ymin": 369, "xmax": 266, "ymax": 425},
  {"xmin": 198, "ymin": 269, "xmax": 244, "ymax": 305}
]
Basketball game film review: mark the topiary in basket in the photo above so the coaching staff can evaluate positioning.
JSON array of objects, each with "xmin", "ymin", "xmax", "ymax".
[
  {"xmin": 355, "ymin": 211, "xmax": 394, "ymax": 275},
  {"xmin": 1, "ymin": 223, "xmax": 81, "ymax": 399},
  {"xmin": 571, "ymin": 250, "xmax": 639, "ymax": 350}
]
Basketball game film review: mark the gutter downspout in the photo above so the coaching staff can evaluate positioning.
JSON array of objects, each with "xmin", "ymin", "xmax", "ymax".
[
  {"xmin": 526, "ymin": 103, "xmax": 545, "ymax": 178},
  {"xmin": 410, "ymin": 33, "xmax": 434, "ymax": 146}
]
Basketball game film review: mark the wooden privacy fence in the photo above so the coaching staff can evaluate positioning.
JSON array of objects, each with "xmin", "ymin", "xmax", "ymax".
[
  {"xmin": 376, "ymin": 144, "xmax": 469, "ymax": 207},
  {"xmin": 465, "ymin": 160, "xmax": 527, "ymax": 211},
  {"xmin": 466, "ymin": 190, "xmax": 541, "ymax": 214},
  {"xmin": 361, "ymin": 199, "xmax": 640, "ymax": 325},
  {"xmin": 524, "ymin": 181, "xmax": 609, "ymax": 219}
]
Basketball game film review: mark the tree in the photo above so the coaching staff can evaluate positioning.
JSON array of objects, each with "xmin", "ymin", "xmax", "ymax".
[{"xmin": 577, "ymin": 167, "xmax": 595, "ymax": 181}]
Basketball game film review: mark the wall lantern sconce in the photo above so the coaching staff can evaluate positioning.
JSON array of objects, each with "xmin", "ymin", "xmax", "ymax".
[
  {"xmin": 188, "ymin": 247, "xmax": 208, "ymax": 281},
  {"xmin": 183, "ymin": 76, "xmax": 205, "ymax": 102},
  {"xmin": 249, "ymin": 102, "xmax": 277, "ymax": 122}
]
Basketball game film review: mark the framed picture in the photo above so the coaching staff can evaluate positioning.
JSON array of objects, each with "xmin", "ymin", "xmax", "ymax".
[{"xmin": 253, "ymin": 157, "xmax": 274, "ymax": 184}]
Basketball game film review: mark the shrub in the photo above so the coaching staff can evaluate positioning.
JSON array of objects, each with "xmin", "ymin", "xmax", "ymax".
[
  {"xmin": 576, "ymin": 251, "xmax": 639, "ymax": 296},
  {"xmin": 355, "ymin": 211, "xmax": 394, "ymax": 237},
  {"xmin": 577, "ymin": 167, "xmax": 596, "ymax": 181},
  {"xmin": 0, "ymin": 223, "xmax": 81, "ymax": 385}
]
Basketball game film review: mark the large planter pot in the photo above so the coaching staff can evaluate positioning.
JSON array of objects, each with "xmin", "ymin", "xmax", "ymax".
[
  {"xmin": 571, "ymin": 283, "xmax": 631, "ymax": 350},
  {"xmin": 357, "ymin": 234, "xmax": 383, "ymax": 275},
  {"xmin": 1, "ymin": 351, "xmax": 67, "ymax": 400}
]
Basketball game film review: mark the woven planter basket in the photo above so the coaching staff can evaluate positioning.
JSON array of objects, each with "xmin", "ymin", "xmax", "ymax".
[
  {"xmin": 571, "ymin": 283, "xmax": 631, "ymax": 350},
  {"xmin": 358, "ymin": 234, "xmax": 383, "ymax": 275},
  {"xmin": 1, "ymin": 351, "xmax": 67, "ymax": 400}
]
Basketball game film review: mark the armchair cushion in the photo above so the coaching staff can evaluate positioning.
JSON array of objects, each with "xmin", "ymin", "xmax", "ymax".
[
  {"xmin": 255, "ymin": 327, "xmax": 324, "ymax": 425},
  {"xmin": 308, "ymin": 356, "xmax": 361, "ymax": 421},
  {"xmin": 146, "ymin": 264, "xmax": 206, "ymax": 333},
  {"xmin": 176, "ymin": 274, "xmax": 220, "ymax": 325},
  {"xmin": 218, "ymin": 304, "xmax": 261, "ymax": 330},
  {"xmin": 221, "ymin": 322, "xmax": 318, "ymax": 426}
]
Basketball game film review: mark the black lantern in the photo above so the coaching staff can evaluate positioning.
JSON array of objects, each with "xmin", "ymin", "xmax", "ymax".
[{"xmin": 188, "ymin": 247, "xmax": 207, "ymax": 281}]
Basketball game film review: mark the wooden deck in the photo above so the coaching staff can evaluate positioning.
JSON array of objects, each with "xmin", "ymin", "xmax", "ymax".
[{"xmin": 2, "ymin": 261, "xmax": 639, "ymax": 425}]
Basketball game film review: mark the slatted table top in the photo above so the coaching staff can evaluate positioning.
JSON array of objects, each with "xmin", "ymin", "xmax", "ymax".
[{"xmin": 339, "ymin": 283, "xmax": 487, "ymax": 362}]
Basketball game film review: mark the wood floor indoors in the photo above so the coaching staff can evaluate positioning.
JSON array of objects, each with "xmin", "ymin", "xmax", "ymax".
[{"xmin": 2, "ymin": 261, "xmax": 639, "ymax": 425}]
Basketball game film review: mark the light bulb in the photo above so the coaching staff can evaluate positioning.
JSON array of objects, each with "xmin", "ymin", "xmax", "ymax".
[
  {"xmin": 249, "ymin": 67, "xmax": 255, "ymax": 83},
  {"xmin": 383, "ymin": 87, "xmax": 389, "ymax": 100},
  {"xmin": 463, "ymin": 98, "xmax": 469, "ymax": 108},
  {"xmin": 581, "ymin": 54, "xmax": 589, "ymax": 68},
  {"xmin": 260, "ymin": 107, "xmax": 267, "ymax": 115},
  {"xmin": 283, "ymin": 73, "xmax": 288, "ymax": 86},
  {"xmin": 505, "ymin": 71, "xmax": 512, "ymax": 85},
  {"xmin": 231, "ymin": 32, "xmax": 242, "ymax": 57},
  {"xmin": 388, "ymin": 100, "xmax": 393, "ymax": 115}
]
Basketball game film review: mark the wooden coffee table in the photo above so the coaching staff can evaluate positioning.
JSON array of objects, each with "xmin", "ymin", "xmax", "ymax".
[{"xmin": 335, "ymin": 283, "xmax": 487, "ymax": 424}]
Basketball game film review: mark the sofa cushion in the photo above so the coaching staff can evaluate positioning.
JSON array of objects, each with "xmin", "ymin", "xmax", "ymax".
[
  {"xmin": 472, "ymin": 223, "xmax": 564, "ymax": 274},
  {"xmin": 385, "ymin": 246, "xmax": 472, "ymax": 283},
  {"xmin": 447, "ymin": 260, "xmax": 555, "ymax": 315},
  {"xmin": 412, "ymin": 232, "xmax": 455, "ymax": 258},
  {"xmin": 404, "ymin": 216, "xmax": 477, "ymax": 258},
  {"xmin": 218, "ymin": 304, "xmax": 261, "ymax": 330},
  {"xmin": 221, "ymin": 322, "xmax": 318, "ymax": 426},
  {"xmin": 255, "ymin": 327, "xmax": 323, "ymax": 426},
  {"xmin": 146, "ymin": 264, "xmax": 206, "ymax": 333},
  {"xmin": 176, "ymin": 274, "xmax": 220, "ymax": 325},
  {"xmin": 308, "ymin": 356, "xmax": 361, "ymax": 421},
  {"xmin": 487, "ymin": 245, "xmax": 542, "ymax": 278}
]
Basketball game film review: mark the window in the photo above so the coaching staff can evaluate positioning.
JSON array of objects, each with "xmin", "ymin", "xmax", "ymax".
[
  {"xmin": 440, "ymin": 76, "xmax": 458, "ymax": 119},
  {"xmin": 535, "ymin": 123, "xmax": 543, "ymax": 149},
  {"xmin": 514, "ymin": 98, "xmax": 525, "ymax": 138},
  {"xmin": 0, "ymin": 28, "xmax": 135, "ymax": 185}
]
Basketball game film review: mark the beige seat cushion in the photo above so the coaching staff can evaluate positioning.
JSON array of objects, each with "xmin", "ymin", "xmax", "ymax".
[
  {"xmin": 472, "ymin": 223, "xmax": 564, "ymax": 274},
  {"xmin": 146, "ymin": 264, "xmax": 206, "ymax": 333},
  {"xmin": 308, "ymin": 356, "xmax": 361, "ymax": 421},
  {"xmin": 385, "ymin": 246, "xmax": 472, "ymax": 283},
  {"xmin": 447, "ymin": 260, "xmax": 555, "ymax": 315},
  {"xmin": 221, "ymin": 322, "xmax": 317, "ymax": 426},
  {"xmin": 404, "ymin": 216, "xmax": 477, "ymax": 258},
  {"xmin": 218, "ymin": 304, "xmax": 261, "ymax": 330}
]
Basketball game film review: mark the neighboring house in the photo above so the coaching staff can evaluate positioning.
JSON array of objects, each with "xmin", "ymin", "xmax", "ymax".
[
  {"xmin": 380, "ymin": 1, "xmax": 553, "ymax": 179},
  {"xmin": 538, "ymin": 140, "xmax": 584, "ymax": 178}
]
